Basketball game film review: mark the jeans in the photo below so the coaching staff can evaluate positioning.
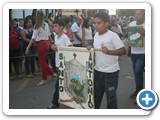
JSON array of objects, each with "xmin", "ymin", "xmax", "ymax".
[
  {"xmin": 37, "ymin": 41, "xmax": 54, "ymax": 80},
  {"xmin": 94, "ymin": 69, "xmax": 119, "ymax": 109},
  {"xmin": 25, "ymin": 46, "xmax": 36, "ymax": 75},
  {"xmin": 52, "ymin": 67, "xmax": 59, "ymax": 106},
  {"xmin": 131, "ymin": 54, "xmax": 145, "ymax": 93}
]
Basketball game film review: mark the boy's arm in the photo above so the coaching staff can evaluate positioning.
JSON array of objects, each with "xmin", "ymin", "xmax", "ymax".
[{"xmin": 102, "ymin": 45, "xmax": 126, "ymax": 56}]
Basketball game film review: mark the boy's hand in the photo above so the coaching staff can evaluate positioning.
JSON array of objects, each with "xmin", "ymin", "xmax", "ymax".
[
  {"xmin": 101, "ymin": 43, "xmax": 110, "ymax": 54},
  {"xmin": 51, "ymin": 44, "xmax": 57, "ymax": 51}
]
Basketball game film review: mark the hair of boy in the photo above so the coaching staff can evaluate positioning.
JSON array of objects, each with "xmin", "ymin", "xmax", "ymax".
[
  {"xmin": 54, "ymin": 18, "xmax": 65, "ymax": 29},
  {"xmin": 64, "ymin": 17, "xmax": 71, "ymax": 25},
  {"xmin": 95, "ymin": 13, "xmax": 110, "ymax": 23},
  {"xmin": 34, "ymin": 10, "xmax": 45, "ymax": 29}
]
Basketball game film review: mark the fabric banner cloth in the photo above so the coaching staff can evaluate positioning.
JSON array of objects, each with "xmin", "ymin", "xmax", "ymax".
[{"xmin": 58, "ymin": 46, "xmax": 94, "ymax": 109}]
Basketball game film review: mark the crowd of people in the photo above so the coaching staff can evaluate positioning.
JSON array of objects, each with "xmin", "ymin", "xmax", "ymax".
[{"xmin": 9, "ymin": 9, "xmax": 145, "ymax": 109}]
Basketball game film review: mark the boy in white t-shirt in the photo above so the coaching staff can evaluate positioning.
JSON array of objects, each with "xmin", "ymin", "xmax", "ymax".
[
  {"xmin": 87, "ymin": 13, "xmax": 126, "ymax": 109},
  {"xmin": 47, "ymin": 19, "xmax": 72, "ymax": 109}
]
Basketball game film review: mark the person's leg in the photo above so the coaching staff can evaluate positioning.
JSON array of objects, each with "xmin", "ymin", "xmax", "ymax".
[
  {"xmin": 30, "ymin": 47, "xmax": 36, "ymax": 74},
  {"xmin": 94, "ymin": 70, "xmax": 105, "ymax": 109},
  {"xmin": 13, "ymin": 59, "xmax": 20, "ymax": 77},
  {"xmin": 25, "ymin": 54, "xmax": 31, "ymax": 76},
  {"xmin": 130, "ymin": 54, "xmax": 139, "ymax": 97},
  {"xmin": 37, "ymin": 42, "xmax": 48, "ymax": 80},
  {"xmin": 47, "ymin": 67, "xmax": 59, "ymax": 109},
  {"xmin": 134, "ymin": 54, "xmax": 145, "ymax": 93},
  {"xmin": 50, "ymin": 51, "xmax": 57, "ymax": 73},
  {"xmin": 52, "ymin": 73, "xmax": 59, "ymax": 106},
  {"xmin": 9, "ymin": 51, "xmax": 13, "ymax": 76},
  {"xmin": 37, "ymin": 41, "xmax": 54, "ymax": 81},
  {"xmin": 13, "ymin": 49, "xmax": 20, "ymax": 77},
  {"xmin": 105, "ymin": 71, "xmax": 119, "ymax": 109}
]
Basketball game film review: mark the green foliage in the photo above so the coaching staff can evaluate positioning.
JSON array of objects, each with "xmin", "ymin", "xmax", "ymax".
[
  {"xmin": 74, "ymin": 9, "xmax": 79, "ymax": 16},
  {"xmin": 117, "ymin": 9, "xmax": 135, "ymax": 17}
]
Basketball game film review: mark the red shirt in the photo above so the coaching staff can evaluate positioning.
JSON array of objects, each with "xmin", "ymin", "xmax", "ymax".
[{"xmin": 9, "ymin": 28, "xmax": 19, "ymax": 50}]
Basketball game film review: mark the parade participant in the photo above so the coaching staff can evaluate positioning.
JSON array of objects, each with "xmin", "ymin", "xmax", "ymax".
[
  {"xmin": 129, "ymin": 9, "xmax": 145, "ymax": 99},
  {"xmin": 47, "ymin": 18, "xmax": 72, "ymax": 109},
  {"xmin": 25, "ymin": 10, "xmax": 57, "ymax": 86},
  {"xmin": 87, "ymin": 13, "xmax": 126, "ymax": 109}
]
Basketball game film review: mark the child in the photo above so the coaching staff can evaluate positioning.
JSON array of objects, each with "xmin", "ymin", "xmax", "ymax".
[
  {"xmin": 47, "ymin": 18, "xmax": 72, "ymax": 109},
  {"xmin": 87, "ymin": 13, "xmax": 126, "ymax": 109}
]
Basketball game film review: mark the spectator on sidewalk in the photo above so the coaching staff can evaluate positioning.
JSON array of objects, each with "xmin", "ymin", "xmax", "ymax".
[
  {"xmin": 63, "ymin": 17, "xmax": 74, "ymax": 42},
  {"xmin": 9, "ymin": 19, "xmax": 20, "ymax": 78},
  {"xmin": 21, "ymin": 16, "xmax": 37, "ymax": 78},
  {"xmin": 71, "ymin": 16, "xmax": 83, "ymax": 47},
  {"xmin": 82, "ymin": 18, "xmax": 93, "ymax": 47}
]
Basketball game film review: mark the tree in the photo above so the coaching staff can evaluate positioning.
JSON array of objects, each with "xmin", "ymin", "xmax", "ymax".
[
  {"xmin": 117, "ymin": 9, "xmax": 135, "ymax": 18},
  {"xmin": 74, "ymin": 9, "xmax": 79, "ymax": 16},
  {"xmin": 9, "ymin": 9, "xmax": 12, "ymax": 21},
  {"xmin": 31, "ymin": 9, "xmax": 37, "ymax": 26}
]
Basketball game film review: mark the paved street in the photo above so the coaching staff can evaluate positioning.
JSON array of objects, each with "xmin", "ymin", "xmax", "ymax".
[{"xmin": 9, "ymin": 40, "xmax": 141, "ymax": 109}]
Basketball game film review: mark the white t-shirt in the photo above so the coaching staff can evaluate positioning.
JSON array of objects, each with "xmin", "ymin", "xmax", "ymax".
[
  {"xmin": 129, "ymin": 21, "xmax": 145, "ymax": 54},
  {"xmin": 32, "ymin": 23, "xmax": 51, "ymax": 41},
  {"xmin": 94, "ymin": 30, "xmax": 124, "ymax": 73},
  {"xmin": 84, "ymin": 27, "xmax": 93, "ymax": 40},
  {"xmin": 71, "ymin": 22, "xmax": 82, "ymax": 45},
  {"xmin": 55, "ymin": 33, "xmax": 72, "ymax": 67}
]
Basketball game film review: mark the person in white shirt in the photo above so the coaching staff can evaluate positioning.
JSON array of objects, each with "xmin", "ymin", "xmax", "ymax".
[
  {"xmin": 47, "ymin": 18, "xmax": 72, "ymax": 109},
  {"xmin": 128, "ymin": 9, "xmax": 145, "ymax": 99},
  {"xmin": 25, "ymin": 10, "xmax": 57, "ymax": 86},
  {"xmin": 71, "ymin": 16, "xmax": 83, "ymax": 47},
  {"xmin": 82, "ymin": 18, "xmax": 93, "ymax": 47},
  {"xmin": 87, "ymin": 13, "xmax": 126, "ymax": 109}
]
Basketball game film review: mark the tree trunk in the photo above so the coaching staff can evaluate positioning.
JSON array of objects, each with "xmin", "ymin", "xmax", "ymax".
[{"xmin": 32, "ymin": 9, "xmax": 37, "ymax": 26}]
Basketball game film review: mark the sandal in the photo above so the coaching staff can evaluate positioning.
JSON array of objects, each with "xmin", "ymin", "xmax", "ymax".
[
  {"xmin": 53, "ymin": 73, "xmax": 57, "ymax": 77},
  {"xmin": 27, "ymin": 74, "xmax": 34, "ymax": 78},
  {"xmin": 33, "ymin": 72, "xmax": 39, "ymax": 76},
  {"xmin": 37, "ymin": 80, "xmax": 48, "ymax": 86}
]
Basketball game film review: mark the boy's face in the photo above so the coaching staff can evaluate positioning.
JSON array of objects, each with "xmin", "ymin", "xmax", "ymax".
[
  {"xmin": 53, "ymin": 23, "xmax": 63, "ymax": 34},
  {"xmin": 135, "ymin": 10, "xmax": 144, "ymax": 22},
  {"xmin": 94, "ymin": 17, "xmax": 108, "ymax": 33}
]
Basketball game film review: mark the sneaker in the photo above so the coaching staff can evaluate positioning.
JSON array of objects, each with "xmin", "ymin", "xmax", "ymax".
[
  {"xmin": 129, "ymin": 91, "xmax": 138, "ymax": 98},
  {"xmin": 46, "ymin": 104, "xmax": 59, "ymax": 109}
]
